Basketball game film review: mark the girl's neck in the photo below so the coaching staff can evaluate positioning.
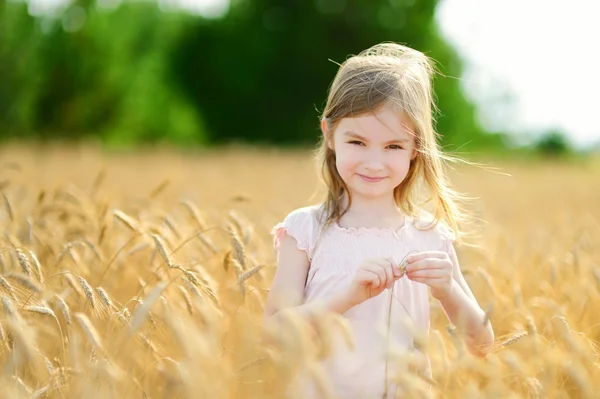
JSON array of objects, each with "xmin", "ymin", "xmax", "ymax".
[{"xmin": 339, "ymin": 193, "xmax": 405, "ymax": 225}]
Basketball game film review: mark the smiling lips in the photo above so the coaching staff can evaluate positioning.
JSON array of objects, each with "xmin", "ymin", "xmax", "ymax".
[{"xmin": 358, "ymin": 174, "xmax": 386, "ymax": 182}]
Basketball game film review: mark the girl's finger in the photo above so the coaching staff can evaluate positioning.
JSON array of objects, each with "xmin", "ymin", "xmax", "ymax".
[
  {"xmin": 407, "ymin": 269, "xmax": 447, "ymax": 279},
  {"xmin": 406, "ymin": 251, "xmax": 447, "ymax": 264},
  {"xmin": 406, "ymin": 258, "xmax": 448, "ymax": 273},
  {"xmin": 386, "ymin": 257, "xmax": 403, "ymax": 277},
  {"xmin": 361, "ymin": 269, "xmax": 382, "ymax": 288},
  {"xmin": 364, "ymin": 265, "xmax": 386, "ymax": 288},
  {"xmin": 381, "ymin": 263, "xmax": 393, "ymax": 288},
  {"xmin": 408, "ymin": 276, "xmax": 447, "ymax": 285},
  {"xmin": 373, "ymin": 259, "xmax": 394, "ymax": 287}
]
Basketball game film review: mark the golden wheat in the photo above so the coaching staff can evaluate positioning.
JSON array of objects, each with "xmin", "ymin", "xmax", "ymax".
[
  {"xmin": 55, "ymin": 295, "xmax": 72, "ymax": 325},
  {"xmin": 0, "ymin": 146, "xmax": 597, "ymax": 398},
  {"xmin": 74, "ymin": 312, "xmax": 103, "ymax": 350}
]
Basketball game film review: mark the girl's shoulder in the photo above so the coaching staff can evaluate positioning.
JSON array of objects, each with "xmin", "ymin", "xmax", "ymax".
[
  {"xmin": 271, "ymin": 204, "xmax": 324, "ymax": 257},
  {"xmin": 276, "ymin": 204, "xmax": 325, "ymax": 229},
  {"xmin": 282, "ymin": 204, "xmax": 323, "ymax": 220},
  {"xmin": 410, "ymin": 210, "xmax": 456, "ymax": 242}
]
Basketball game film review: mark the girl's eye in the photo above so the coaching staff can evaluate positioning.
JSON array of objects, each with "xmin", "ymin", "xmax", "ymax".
[{"xmin": 346, "ymin": 141, "xmax": 403, "ymax": 149}]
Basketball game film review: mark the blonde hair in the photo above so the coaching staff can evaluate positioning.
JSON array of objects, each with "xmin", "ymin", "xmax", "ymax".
[{"xmin": 315, "ymin": 42, "xmax": 471, "ymax": 242}]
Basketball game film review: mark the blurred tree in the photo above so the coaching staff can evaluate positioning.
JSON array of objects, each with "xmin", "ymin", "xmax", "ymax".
[
  {"xmin": 0, "ymin": 1, "xmax": 206, "ymax": 145},
  {"xmin": 0, "ymin": 0, "xmax": 505, "ymax": 150},
  {"xmin": 0, "ymin": 0, "xmax": 41, "ymax": 136},
  {"xmin": 534, "ymin": 130, "xmax": 572, "ymax": 157},
  {"xmin": 171, "ymin": 0, "xmax": 495, "ymax": 148}
]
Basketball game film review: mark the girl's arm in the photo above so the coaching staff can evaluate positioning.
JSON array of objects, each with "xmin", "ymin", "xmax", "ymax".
[
  {"xmin": 262, "ymin": 233, "xmax": 354, "ymax": 341},
  {"xmin": 437, "ymin": 245, "xmax": 495, "ymax": 357}
]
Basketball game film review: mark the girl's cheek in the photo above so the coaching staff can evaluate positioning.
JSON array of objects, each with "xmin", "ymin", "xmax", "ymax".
[
  {"xmin": 339, "ymin": 148, "xmax": 361, "ymax": 166},
  {"xmin": 391, "ymin": 152, "xmax": 412, "ymax": 164}
]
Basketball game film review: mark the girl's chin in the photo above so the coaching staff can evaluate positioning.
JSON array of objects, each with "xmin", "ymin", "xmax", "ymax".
[{"xmin": 346, "ymin": 188, "xmax": 395, "ymax": 200}]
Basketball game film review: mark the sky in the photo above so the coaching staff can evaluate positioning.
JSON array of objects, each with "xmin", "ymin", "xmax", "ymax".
[
  {"xmin": 27, "ymin": 0, "xmax": 600, "ymax": 148},
  {"xmin": 436, "ymin": 0, "xmax": 600, "ymax": 148}
]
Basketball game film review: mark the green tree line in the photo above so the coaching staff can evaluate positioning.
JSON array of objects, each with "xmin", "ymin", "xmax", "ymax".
[{"xmin": 0, "ymin": 0, "xmax": 507, "ymax": 149}]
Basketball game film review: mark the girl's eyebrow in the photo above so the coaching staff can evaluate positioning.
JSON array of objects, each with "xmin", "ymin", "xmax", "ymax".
[{"xmin": 342, "ymin": 131, "xmax": 410, "ymax": 144}]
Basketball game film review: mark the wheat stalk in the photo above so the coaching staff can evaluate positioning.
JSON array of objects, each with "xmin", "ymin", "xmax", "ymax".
[
  {"xmin": 96, "ymin": 287, "xmax": 118, "ymax": 311},
  {"xmin": 222, "ymin": 251, "xmax": 231, "ymax": 271},
  {"xmin": 0, "ymin": 320, "xmax": 6, "ymax": 343},
  {"xmin": 1, "ymin": 296, "xmax": 40, "ymax": 364},
  {"xmin": 43, "ymin": 356, "xmax": 54, "ymax": 376},
  {"xmin": 24, "ymin": 305, "xmax": 56, "ymax": 317},
  {"xmin": 6, "ymin": 272, "xmax": 43, "ymax": 293},
  {"xmin": 116, "ymin": 308, "xmax": 131, "ymax": 326},
  {"xmin": 90, "ymin": 169, "xmax": 105, "ymax": 198},
  {"xmin": 0, "ymin": 276, "xmax": 17, "ymax": 301},
  {"xmin": 27, "ymin": 250, "xmax": 44, "ymax": 283},
  {"xmin": 163, "ymin": 214, "xmax": 181, "ymax": 239},
  {"xmin": 178, "ymin": 285, "xmax": 193, "ymax": 315},
  {"xmin": 183, "ymin": 279, "xmax": 202, "ymax": 299},
  {"xmin": 149, "ymin": 179, "xmax": 170, "ymax": 199},
  {"xmin": 500, "ymin": 331, "xmax": 529, "ymax": 348},
  {"xmin": 230, "ymin": 257, "xmax": 244, "ymax": 278},
  {"xmin": 197, "ymin": 232, "xmax": 218, "ymax": 254},
  {"xmin": 56, "ymin": 243, "xmax": 78, "ymax": 267},
  {"xmin": 230, "ymin": 228, "xmax": 246, "ymax": 270},
  {"xmin": 78, "ymin": 275, "xmax": 96, "ymax": 309},
  {"xmin": 179, "ymin": 199, "xmax": 206, "ymax": 230},
  {"xmin": 12, "ymin": 376, "xmax": 33, "ymax": 395},
  {"xmin": 152, "ymin": 233, "xmax": 175, "ymax": 269},
  {"xmin": 55, "ymin": 295, "xmax": 71, "ymax": 325},
  {"xmin": 98, "ymin": 224, "xmax": 107, "ymax": 247},
  {"xmin": 227, "ymin": 211, "xmax": 244, "ymax": 236},
  {"xmin": 139, "ymin": 333, "xmax": 159, "ymax": 354},
  {"xmin": 3, "ymin": 194, "xmax": 13, "ymax": 222},
  {"xmin": 81, "ymin": 239, "xmax": 104, "ymax": 262},
  {"xmin": 16, "ymin": 249, "xmax": 32, "ymax": 276},
  {"xmin": 384, "ymin": 250, "xmax": 416, "ymax": 398},
  {"xmin": 174, "ymin": 266, "xmax": 202, "ymax": 287},
  {"xmin": 63, "ymin": 273, "xmax": 84, "ymax": 297},
  {"xmin": 31, "ymin": 386, "xmax": 50, "ymax": 398},
  {"xmin": 238, "ymin": 264, "xmax": 265, "ymax": 285},
  {"xmin": 113, "ymin": 209, "xmax": 141, "ymax": 233},
  {"xmin": 129, "ymin": 281, "xmax": 168, "ymax": 335},
  {"xmin": 25, "ymin": 305, "xmax": 66, "ymax": 348},
  {"xmin": 74, "ymin": 312, "xmax": 103, "ymax": 350},
  {"xmin": 238, "ymin": 265, "xmax": 265, "ymax": 299}
]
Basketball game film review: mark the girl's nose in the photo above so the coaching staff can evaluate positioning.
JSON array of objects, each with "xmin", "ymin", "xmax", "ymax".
[{"xmin": 363, "ymin": 151, "xmax": 385, "ymax": 171}]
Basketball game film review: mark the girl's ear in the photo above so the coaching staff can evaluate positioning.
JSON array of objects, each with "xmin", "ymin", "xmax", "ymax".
[
  {"xmin": 410, "ymin": 147, "xmax": 418, "ymax": 160},
  {"xmin": 321, "ymin": 119, "xmax": 333, "ymax": 150},
  {"xmin": 320, "ymin": 119, "xmax": 327, "ymax": 138}
]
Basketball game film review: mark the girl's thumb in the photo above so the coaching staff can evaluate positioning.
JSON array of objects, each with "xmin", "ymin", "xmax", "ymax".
[{"xmin": 388, "ymin": 257, "xmax": 402, "ymax": 276}]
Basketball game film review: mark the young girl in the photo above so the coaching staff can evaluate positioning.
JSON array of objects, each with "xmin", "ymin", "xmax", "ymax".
[{"xmin": 263, "ymin": 42, "xmax": 494, "ymax": 398}]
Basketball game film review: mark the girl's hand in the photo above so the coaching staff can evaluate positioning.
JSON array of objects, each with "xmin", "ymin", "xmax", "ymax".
[
  {"xmin": 405, "ymin": 251, "xmax": 455, "ymax": 300},
  {"xmin": 346, "ymin": 257, "xmax": 404, "ymax": 306}
]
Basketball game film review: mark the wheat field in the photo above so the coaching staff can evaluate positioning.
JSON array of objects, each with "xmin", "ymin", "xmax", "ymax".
[{"xmin": 0, "ymin": 143, "xmax": 599, "ymax": 398}]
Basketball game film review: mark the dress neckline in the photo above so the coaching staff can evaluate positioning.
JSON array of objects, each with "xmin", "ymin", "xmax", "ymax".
[{"xmin": 333, "ymin": 216, "xmax": 412, "ymax": 238}]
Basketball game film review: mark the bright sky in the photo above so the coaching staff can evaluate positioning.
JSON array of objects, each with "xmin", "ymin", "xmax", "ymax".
[
  {"xmin": 436, "ymin": 0, "xmax": 600, "ymax": 148},
  {"xmin": 28, "ymin": 0, "xmax": 600, "ymax": 148}
]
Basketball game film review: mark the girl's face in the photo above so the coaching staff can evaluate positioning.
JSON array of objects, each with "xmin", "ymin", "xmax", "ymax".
[{"xmin": 325, "ymin": 106, "xmax": 417, "ymax": 201}]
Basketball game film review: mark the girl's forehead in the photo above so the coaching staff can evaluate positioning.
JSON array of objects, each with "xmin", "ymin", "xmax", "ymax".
[{"xmin": 335, "ymin": 108, "xmax": 415, "ymax": 142}]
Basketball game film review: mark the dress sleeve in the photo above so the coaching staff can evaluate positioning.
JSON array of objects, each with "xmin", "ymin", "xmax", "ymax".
[
  {"xmin": 271, "ymin": 207, "xmax": 318, "ymax": 258},
  {"xmin": 413, "ymin": 211, "xmax": 456, "ymax": 252},
  {"xmin": 436, "ymin": 220, "xmax": 457, "ymax": 254}
]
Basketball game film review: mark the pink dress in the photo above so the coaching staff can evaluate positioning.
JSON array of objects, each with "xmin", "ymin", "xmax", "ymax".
[{"xmin": 272, "ymin": 205, "xmax": 456, "ymax": 399}]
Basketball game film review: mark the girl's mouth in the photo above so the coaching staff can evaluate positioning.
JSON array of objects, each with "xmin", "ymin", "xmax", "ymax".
[{"xmin": 358, "ymin": 174, "xmax": 385, "ymax": 182}]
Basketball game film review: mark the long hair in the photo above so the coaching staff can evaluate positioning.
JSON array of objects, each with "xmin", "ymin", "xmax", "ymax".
[{"xmin": 315, "ymin": 42, "xmax": 471, "ymax": 241}]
